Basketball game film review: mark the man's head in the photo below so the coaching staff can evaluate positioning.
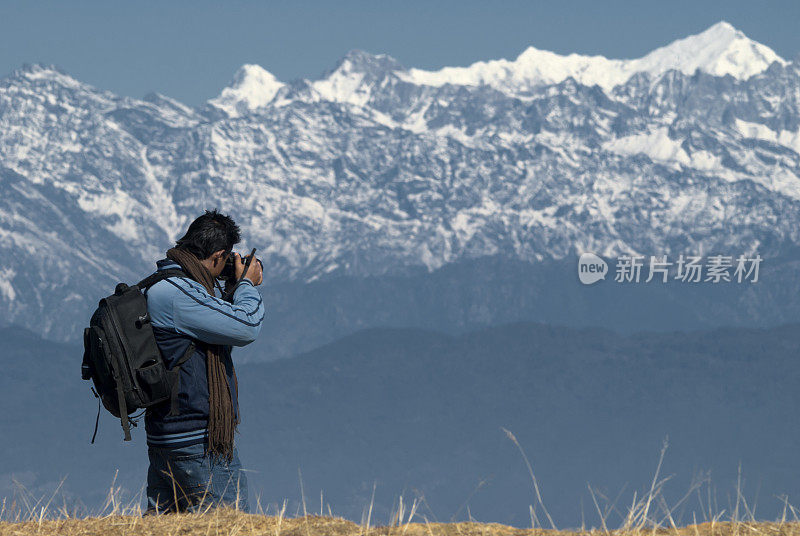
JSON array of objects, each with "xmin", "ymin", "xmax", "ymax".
[{"xmin": 175, "ymin": 209, "xmax": 241, "ymax": 277}]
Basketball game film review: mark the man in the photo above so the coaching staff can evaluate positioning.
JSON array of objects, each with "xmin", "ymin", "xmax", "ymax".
[{"xmin": 142, "ymin": 209, "xmax": 265, "ymax": 514}]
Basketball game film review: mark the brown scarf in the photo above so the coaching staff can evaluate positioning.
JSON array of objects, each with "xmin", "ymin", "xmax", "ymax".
[{"xmin": 166, "ymin": 247, "xmax": 239, "ymax": 460}]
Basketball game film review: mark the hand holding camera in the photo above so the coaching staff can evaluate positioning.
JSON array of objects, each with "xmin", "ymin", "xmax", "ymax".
[
  {"xmin": 233, "ymin": 251, "xmax": 263, "ymax": 285},
  {"xmin": 219, "ymin": 248, "xmax": 263, "ymax": 289}
]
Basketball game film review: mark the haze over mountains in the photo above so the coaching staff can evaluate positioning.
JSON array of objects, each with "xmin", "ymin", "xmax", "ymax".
[
  {"xmin": 1, "ymin": 20, "xmax": 799, "ymax": 354},
  {"xmin": 2, "ymin": 322, "xmax": 799, "ymax": 527}
]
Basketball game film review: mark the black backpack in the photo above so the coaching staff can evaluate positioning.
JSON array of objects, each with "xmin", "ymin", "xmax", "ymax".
[{"xmin": 81, "ymin": 269, "xmax": 196, "ymax": 442}]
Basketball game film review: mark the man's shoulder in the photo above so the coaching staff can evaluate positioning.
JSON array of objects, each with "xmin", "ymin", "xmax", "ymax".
[
  {"xmin": 145, "ymin": 269, "xmax": 216, "ymax": 328},
  {"xmin": 146, "ymin": 273, "xmax": 203, "ymax": 300},
  {"xmin": 147, "ymin": 271, "xmax": 225, "ymax": 306},
  {"xmin": 144, "ymin": 262, "xmax": 191, "ymax": 303},
  {"xmin": 146, "ymin": 276, "xmax": 179, "ymax": 297}
]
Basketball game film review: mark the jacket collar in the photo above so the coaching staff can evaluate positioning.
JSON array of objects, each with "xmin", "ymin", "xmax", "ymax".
[
  {"xmin": 155, "ymin": 258, "xmax": 224, "ymax": 296},
  {"xmin": 156, "ymin": 258, "xmax": 182, "ymax": 271}
]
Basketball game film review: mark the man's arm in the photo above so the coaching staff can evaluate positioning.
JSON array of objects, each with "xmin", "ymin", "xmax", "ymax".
[{"xmin": 169, "ymin": 278, "xmax": 265, "ymax": 346}]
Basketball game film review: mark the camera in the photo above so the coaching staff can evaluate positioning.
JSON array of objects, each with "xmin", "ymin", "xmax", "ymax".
[{"xmin": 219, "ymin": 248, "xmax": 262, "ymax": 282}]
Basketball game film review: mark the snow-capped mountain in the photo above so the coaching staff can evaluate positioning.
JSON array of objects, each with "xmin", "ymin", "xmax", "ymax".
[
  {"xmin": 1, "ymin": 22, "xmax": 799, "ymax": 343},
  {"xmin": 404, "ymin": 21, "xmax": 785, "ymax": 93},
  {"xmin": 210, "ymin": 21, "xmax": 785, "ymax": 111},
  {"xmin": 207, "ymin": 64, "xmax": 285, "ymax": 117}
]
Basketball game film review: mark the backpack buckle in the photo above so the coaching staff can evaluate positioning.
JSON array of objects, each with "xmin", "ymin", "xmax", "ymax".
[{"xmin": 135, "ymin": 313, "xmax": 151, "ymax": 328}]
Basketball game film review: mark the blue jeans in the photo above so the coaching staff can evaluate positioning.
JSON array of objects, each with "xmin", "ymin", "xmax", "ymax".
[{"xmin": 145, "ymin": 442, "xmax": 249, "ymax": 514}]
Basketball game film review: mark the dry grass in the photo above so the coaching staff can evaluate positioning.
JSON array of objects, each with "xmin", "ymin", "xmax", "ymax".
[
  {"xmin": 3, "ymin": 473, "xmax": 799, "ymax": 536},
  {"xmin": 2, "ymin": 438, "xmax": 796, "ymax": 536},
  {"xmin": 3, "ymin": 512, "xmax": 800, "ymax": 536}
]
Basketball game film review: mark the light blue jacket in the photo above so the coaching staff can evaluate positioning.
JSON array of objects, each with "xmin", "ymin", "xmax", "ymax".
[
  {"xmin": 143, "ymin": 258, "xmax": 265, "ymax": 447},
  {"xmin": 147, "ymin": 260, "xmax": 265, "ymax": 346}
]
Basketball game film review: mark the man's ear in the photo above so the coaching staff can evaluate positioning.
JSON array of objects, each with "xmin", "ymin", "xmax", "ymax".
[{"xmin": 212, "ymin": 249, "xmax": 227, "ymax": 265}]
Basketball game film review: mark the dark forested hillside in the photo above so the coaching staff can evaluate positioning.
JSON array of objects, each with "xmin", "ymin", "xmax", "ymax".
[{"xmin": 2, "ymin": 322, "xmax": 798, "ymax": 527}]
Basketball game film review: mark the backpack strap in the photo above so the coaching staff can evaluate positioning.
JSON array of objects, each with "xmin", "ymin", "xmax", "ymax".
[
  {"xmin": 117, "ymin": 374, "xmax": 132, "ymax": 441},
  {"xmin": 90, "ymin": 387, "xmax": 101, "ymax": 444},
  {"xmin": 136, "ymin": 268, "xmax": 187, "ymax": 290},
  {"xmin": 138, "ymin": 267, "xmax": 197, "ymax": 416},
  {"xmin": 167, "ymin": 340, "xmax": 196, "ymax": 416}
]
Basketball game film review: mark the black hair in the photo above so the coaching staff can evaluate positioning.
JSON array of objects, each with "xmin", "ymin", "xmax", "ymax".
[{"xmin": 175, "ymin": 209, "xmax": 241, "ymax": 260}]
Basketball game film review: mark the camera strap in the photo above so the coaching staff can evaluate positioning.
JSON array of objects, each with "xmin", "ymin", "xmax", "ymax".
[{"xmin": 222, "ymin": 248, "xmax": 257, "ymax": 302}]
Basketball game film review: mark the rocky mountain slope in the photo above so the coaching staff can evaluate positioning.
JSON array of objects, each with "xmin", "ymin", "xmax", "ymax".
[{"xmin": 0, "ymin": 21, "xmax": 799, "ymax": 342}]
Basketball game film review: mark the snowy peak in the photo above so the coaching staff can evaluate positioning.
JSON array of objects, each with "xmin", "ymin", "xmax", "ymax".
[
  {"xmin": 208, "ymin": 64, "xmax": 285, "ymax": 117},
  {"xmin": 11, "ymin": 63, "xmax": 67, "ymax": 78},
  {"xmin": 321, "ymin": 50, "xmax": 405, "ymax": 77},
  {"xmin": 12, "ymin": 63, "xmax": 69, "ymax": 79},
  {"xmin": 311, "ymin": 50, "xmax": 404, "ymax": 106},
  {"xmin": 205, "ymin": 23, "xmax": 784, "ymax": 109},
  {"xmin": 401, "ymin": 47, "xmax": 622, "ymax": 91},
  {"xmin": 402, "ymin": 21, "xmax": 785, "ymax": 93},
  {"xmin": 143, "ymin": 92, "xmax": 198, "ymax": 116},
  {"xmin": 635, "ymin": 21, "xmax": 786, "ymax": 80},
  {"xmin": 5, "ymin": 63, "xmax": 87, "ymax": 90}
]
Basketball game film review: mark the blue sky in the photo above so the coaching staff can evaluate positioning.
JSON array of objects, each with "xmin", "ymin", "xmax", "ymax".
[{"xmin": 0, "ymin": 0, "xmax": 797, "ymax": 106}]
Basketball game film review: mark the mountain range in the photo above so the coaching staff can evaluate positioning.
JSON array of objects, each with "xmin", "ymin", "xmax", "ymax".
[{"xmin": 1, "ymin": 21, "xmax": 799, "ymax": 354}]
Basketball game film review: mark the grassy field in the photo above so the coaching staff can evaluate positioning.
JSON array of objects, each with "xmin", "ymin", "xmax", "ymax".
[
  {"xmin": 2, "ymin": 443, "xmax": 794, "ymax": 536},
  {"xmin": 2, "ymin": 485, "xmax": 797, "ymax": 536},
  {"xmin": 2, "ymin": 511, "xmax": 799, "ymax": 536}
]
